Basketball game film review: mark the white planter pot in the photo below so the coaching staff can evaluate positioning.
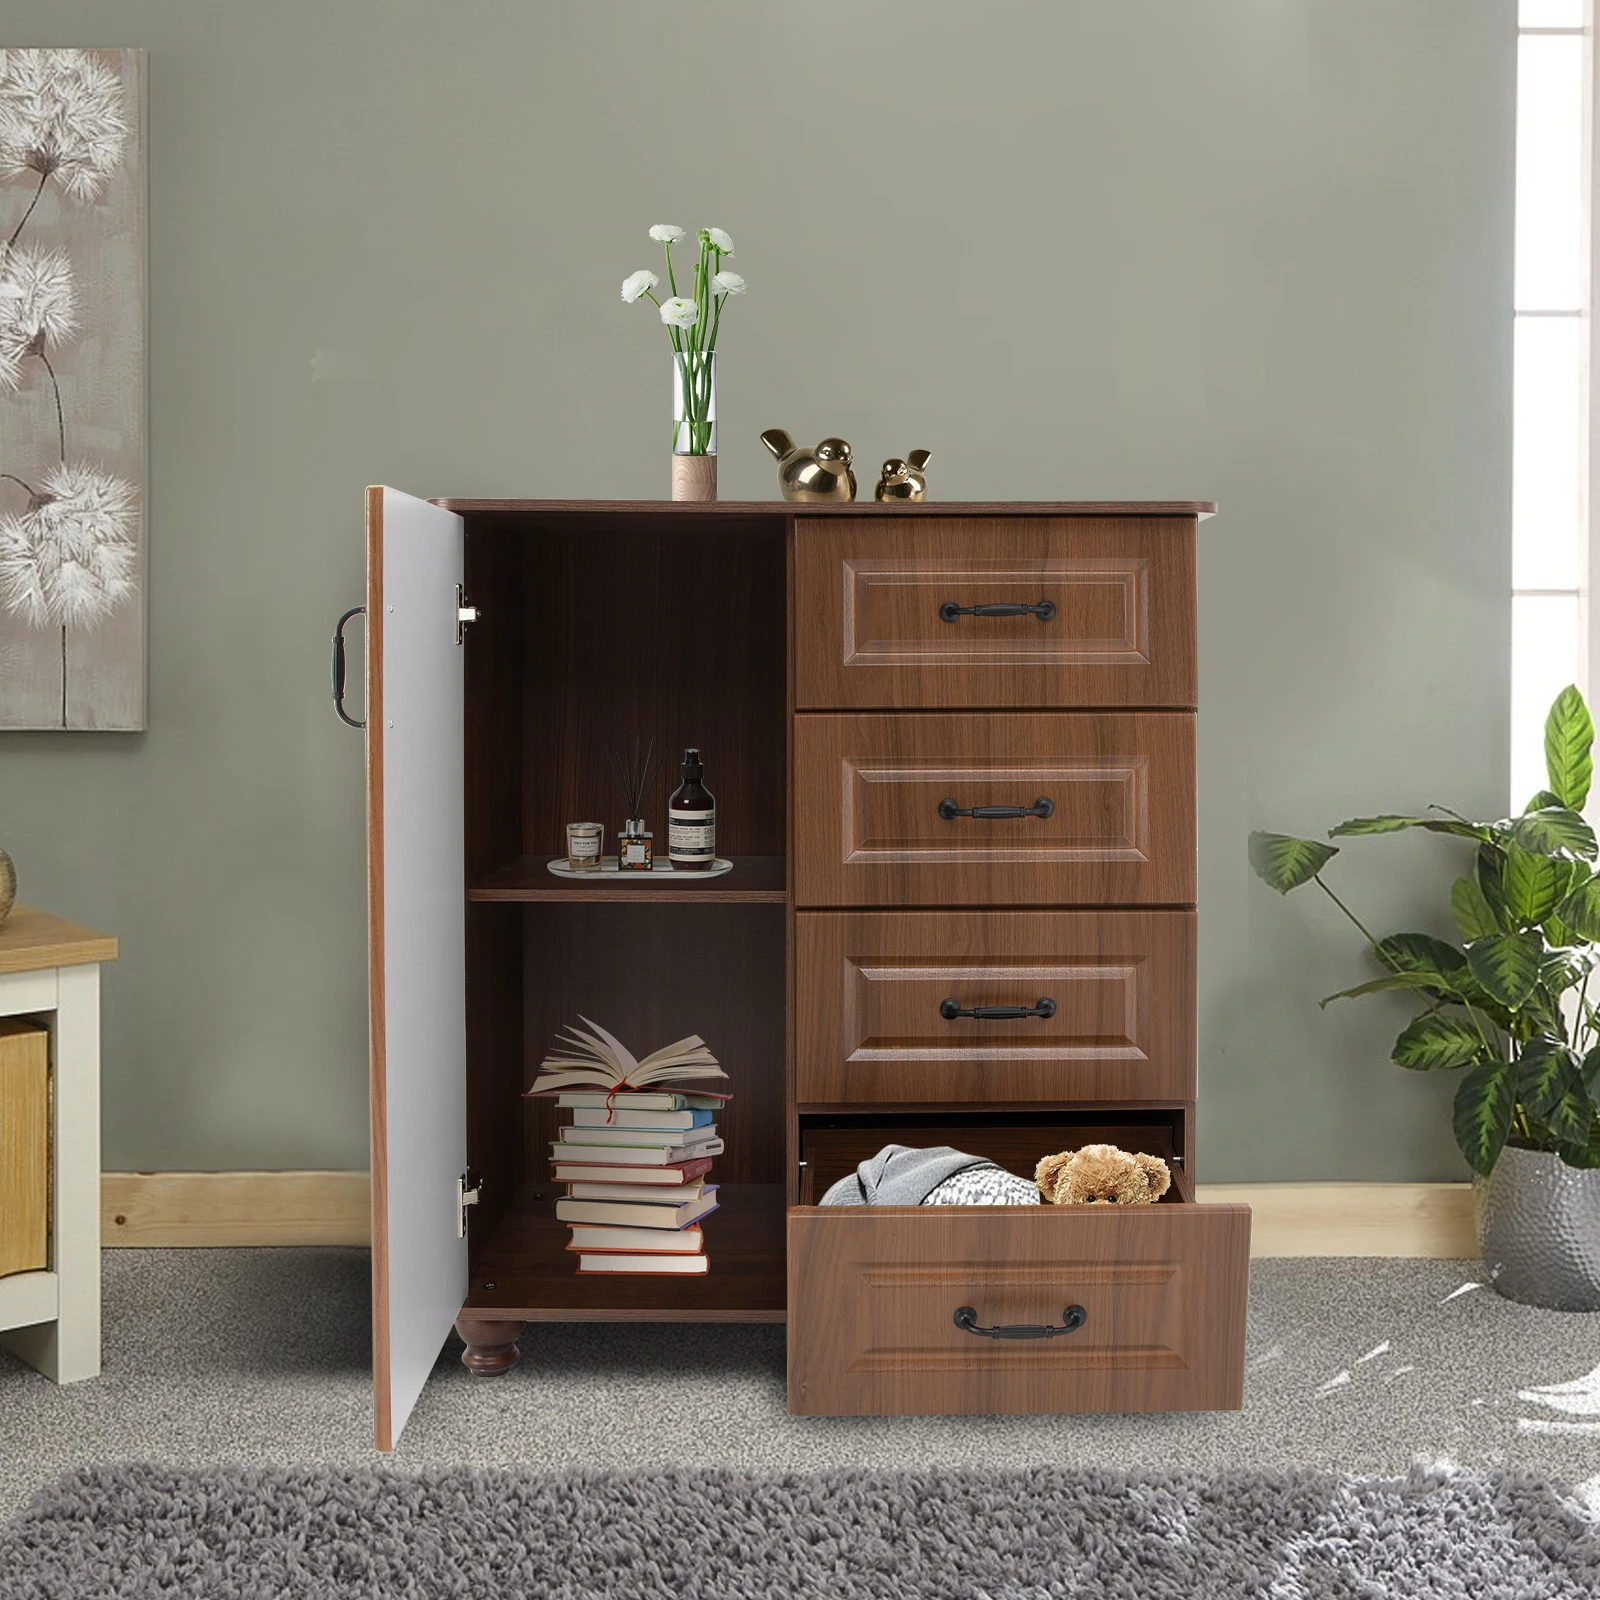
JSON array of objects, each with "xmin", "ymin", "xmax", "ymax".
[{"xmin": 1473, "ymin": 1145, "xmax": 1600, "ymax": 1311}]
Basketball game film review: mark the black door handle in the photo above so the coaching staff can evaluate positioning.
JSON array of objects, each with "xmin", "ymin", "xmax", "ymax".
[
  {"xmin": 332, "ymin": 606, "xmax": 366, "ymax": 729},
  {"xmin": 953, "ymin": 1305, "xmax": 1087, "ymax": 1341},
  {"xmin": 938, "ymin": 798, "xmax": 1054, "ymax": 821},
  {"xmin": 940, "ymin": 998, "xmax": 1057, "ymax": 1021},
  {"xmin": 939, "ymin": 600, "xmax": 1056, "ymax": 622}
]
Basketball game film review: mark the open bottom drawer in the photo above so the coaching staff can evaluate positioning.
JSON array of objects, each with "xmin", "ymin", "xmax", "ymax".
[{"xmin": 787, "ymin": 1202, "xmax": 1250, "ymax": 1416}]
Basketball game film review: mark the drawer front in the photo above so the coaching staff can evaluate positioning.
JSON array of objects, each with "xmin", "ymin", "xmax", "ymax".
[
  {"xmin": 793, "ymin": 713, "xmax": 1196, "ymax": 907},
  {"xmin": 794, "ymin": 516, "xmax": 1197, "ymax": 710},
  {"xmin": 788, "ymin": 1204, "xmax": 1250, "ymax": 1416},
  {"xmin": 797, "ymin": 910, "xmax": 1195, "ymax": 1105}
]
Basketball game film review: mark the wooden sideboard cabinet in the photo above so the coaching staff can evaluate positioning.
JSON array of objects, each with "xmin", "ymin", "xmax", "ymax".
[{"xmin": 358, "ymin": 488, "xmax": 1249, "ymax": 1449}]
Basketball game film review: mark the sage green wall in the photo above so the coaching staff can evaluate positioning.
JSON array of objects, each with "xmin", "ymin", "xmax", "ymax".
[{"xmin": 2, "ymin": 2, "xmax": 1513, "ymax": 1179}]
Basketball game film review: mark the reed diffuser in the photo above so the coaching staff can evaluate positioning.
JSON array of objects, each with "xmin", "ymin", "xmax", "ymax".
[{"xmin": 605, "ymin": 737, "xmax": 664, "ymax": 871}]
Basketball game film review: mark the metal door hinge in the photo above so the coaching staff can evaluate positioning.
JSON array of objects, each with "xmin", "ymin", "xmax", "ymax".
[
  {"xmin": 457, "ymin": 1171, "xmax": 482, "ymax": 1236},
  {"xmin": 455, "ymin": 584, "xmax": 479, "ymax": 645}
]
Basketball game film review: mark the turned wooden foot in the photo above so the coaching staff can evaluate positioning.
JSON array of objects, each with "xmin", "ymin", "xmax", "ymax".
[{"xmin": 455, "ymin": 1316, "xmax": 524, "ymax": 1377}]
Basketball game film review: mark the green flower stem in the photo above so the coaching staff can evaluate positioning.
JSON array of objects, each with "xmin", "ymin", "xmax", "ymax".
[
  {"xmin": 664, "ymin": 239, "xmax": 678, "ymax": 299},
  {"xmin": 1313, "ymin": 874, "xmax": 1383, "ymax": 950}
]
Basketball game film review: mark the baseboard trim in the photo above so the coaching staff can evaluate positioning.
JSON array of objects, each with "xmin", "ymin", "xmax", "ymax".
[
  {"xmin": 102, "ymin": 1170, "xmax": 370, "ymax": 1247},
  {"xmin": 101, "ymin": 1172, "xmax": 1476, "ymax": 1257},
  {"xmin": 1196, "ymin": 1181, "xmax": 1477, "ymax": 1258}
]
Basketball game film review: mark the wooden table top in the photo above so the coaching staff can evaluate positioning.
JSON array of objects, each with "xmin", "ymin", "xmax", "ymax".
[{"xmin": 0, "ymin": 905, "xmax": 117, "ymax": 976}]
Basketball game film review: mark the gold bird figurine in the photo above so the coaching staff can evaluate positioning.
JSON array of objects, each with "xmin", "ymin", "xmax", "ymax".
[
  {"xmin": 875, "ymin": 449, "xmax": 931, "ymax": 502},
  {"xmin": 760, "ymin": 430, "xmax": 857, "ymax": 503}
]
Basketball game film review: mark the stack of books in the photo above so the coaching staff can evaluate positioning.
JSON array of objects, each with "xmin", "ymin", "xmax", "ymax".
[{"xmin": 526, "ymin": 1017, "xmax": 730, "ymax": 1276}]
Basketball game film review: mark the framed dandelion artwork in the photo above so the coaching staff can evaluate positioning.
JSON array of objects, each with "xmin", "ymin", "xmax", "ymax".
[{"xmin": 0, "ymin": 48, "xmax": 145, "ymax": 730}]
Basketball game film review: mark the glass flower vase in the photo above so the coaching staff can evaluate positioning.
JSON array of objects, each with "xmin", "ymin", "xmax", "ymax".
[{"xmin": 671, "ymin": 350, "xmax": 717, "ymax": 502}]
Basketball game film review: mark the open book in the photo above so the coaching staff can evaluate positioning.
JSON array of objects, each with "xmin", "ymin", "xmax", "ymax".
[{"xmin": 525, "ymin": 1016, "xmax": 728, "ymax": 1094}]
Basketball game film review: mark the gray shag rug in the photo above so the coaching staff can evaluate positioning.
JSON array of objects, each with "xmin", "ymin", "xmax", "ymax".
[{"xmin": 1, "ymin": 1462, "xmax": 1597, "ymax": 1598}]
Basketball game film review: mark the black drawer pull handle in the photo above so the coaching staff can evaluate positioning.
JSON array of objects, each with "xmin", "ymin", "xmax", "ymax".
[
  {"xmin": 938, "ymin": 797, "xmax": 1054, "ymax": 821},
  {"xmin": 940, "ymin": 997, "xmax": 1057, "ymax": 1022},
  {"xmin": 939, "ymin": 600, "xmax": 1056, "ymax": 622},
  {"xmin": 331, "ymin": 606, "xmax": 366, "ymax": 729},
  {"xmin": 954, "ymin": 1305, "xmax": 1087, "ymax": 1341}
]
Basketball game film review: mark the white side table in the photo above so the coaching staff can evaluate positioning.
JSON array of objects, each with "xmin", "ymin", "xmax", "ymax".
[{"xmin": 0, "ymin": 905, "xmax": 116, "ymax": 1383}]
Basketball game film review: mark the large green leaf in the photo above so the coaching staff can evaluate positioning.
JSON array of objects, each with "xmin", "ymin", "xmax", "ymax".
[
  {"xmin": 1526, "ymin": 789, "xmax": 1565, "ymax": 814},
  {"xmin": 1545, "ymin": 686, "xmax": 1595, "ymax": 811},
  {"xmin": 1248, "ymin": 832, "xmax": 1338, "ymax": 895},
  {"xmin": 1518, "ymin": 1044, "xmax": 1593, "ymax": 1145},
  {"xmin": 1477, "ymin": 845, "xmax": 1511, "ymax": 932},
  {"xmin": 1582, "ymin": 1046, "xmax": 1600, "ymax": 1100},
  {"xmin": 1511, "ymin": 808, "xmax": 1599, "ymax": 862},
  {"xmin": 1557, "ymin": 1127, "xmax": 1600, "ymax": 1170},
  {"xmin": 1329, "ymin": 814, "xmax": 1488, "ymax": 841},
  {"xmin": 1391, "ymin": 1013, "xmax": 1485, "ymax": 1071},
  {"xmin": 1375, "ymin": 933, "xmax": 1467, "ymax": 979},
  {"xmin": 1465, "ymin": 930, "xmax": 1543, "ymax": 1008},
  {"xmin": 1558, "ymin": 874, "xmax": 1600, "ymax": 942},
  {"xmin": 1503, "ymin": 841, "xmax": 1571, "ymax": 926},
  {"xmin": 1450, "ymin": 876, "xmax": 1499, "ymax": 942},
  {"xmin": 1545, "ymin": 685, "xmax": 1595, "ymax": 811},
  {"xmin": 1453, "ymin": 1059, "xmax": 1518, "ymax": 1175},
  {"xmin": 1319, "ymin": 972, "xmax": 1462, "ymax": 1008}
]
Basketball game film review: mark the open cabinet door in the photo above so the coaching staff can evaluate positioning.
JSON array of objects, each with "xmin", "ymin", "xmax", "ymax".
[{"xmin": 366, "ymin": 485, "xmax": 468, "ymax": 1451}]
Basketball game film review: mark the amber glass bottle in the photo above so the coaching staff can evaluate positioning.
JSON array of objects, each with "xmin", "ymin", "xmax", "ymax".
[{"xmin": 668, "ymin": 748, "xmax": 716, "ymax": 870}]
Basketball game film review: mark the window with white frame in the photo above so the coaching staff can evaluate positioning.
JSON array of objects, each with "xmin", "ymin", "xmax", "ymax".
[{"xmin": 1513, "ymin": 0, "xmax": 1592, "ymax": 807}]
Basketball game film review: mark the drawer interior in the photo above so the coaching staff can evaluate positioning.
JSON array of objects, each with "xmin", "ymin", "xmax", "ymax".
[{"xmin": 798, "ymin": 1109, "xmax": 1189, "ymax": 1205}]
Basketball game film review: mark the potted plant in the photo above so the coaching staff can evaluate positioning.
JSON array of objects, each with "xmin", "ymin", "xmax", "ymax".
[
  {"xmin": 1249, "ymin": 685, "xmax": 1600, "ymax": 1310},
  {"xmin": 620, "ymin": 225, "xmax": 746, "ymax": 504}
]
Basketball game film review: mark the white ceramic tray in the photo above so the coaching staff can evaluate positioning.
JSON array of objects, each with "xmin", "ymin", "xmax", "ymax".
[{"xmin": 546, "ymin": 856, "xmax": 733, "ymax": 883}]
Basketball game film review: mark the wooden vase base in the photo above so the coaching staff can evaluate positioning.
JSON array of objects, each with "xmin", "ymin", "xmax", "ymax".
[
  {"xmin": 454, "ymin": 1315, "xmax": 525, "ymax": 1377},
  {"xmin": 671, "ymin": 455, "xmax": 718, "ymax": 502}
]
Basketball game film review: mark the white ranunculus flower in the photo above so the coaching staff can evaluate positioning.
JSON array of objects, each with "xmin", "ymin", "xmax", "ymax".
[
  {"xmin": 659, "ymin": 296, "xmax": 699, "ymax": 329},
  {"xmin": 649, "ymin": 224, "xmax": 686, "ymax": 243},
  {"xmin": 705, "ymin": 227, "xmax": 733, "ymax": 253},
  {"xmin": 713, "ymin": 271, "xmax": 745, "ymax": 295},
  {"xmin": 620, "ymin": 269, "xmax": 659, "ymax": 304}
]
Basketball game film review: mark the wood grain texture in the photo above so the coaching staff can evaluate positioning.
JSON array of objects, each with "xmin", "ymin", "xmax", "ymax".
[
  {"xmin": 88, "ymin": 1172, "xmax": 1476, "ymax": 1260},
  {"xmin": 465, "ymin": 1181, "xmax": 785, "ymax": 1320},
  {"xmin": 793, "ymin": 713, "xmax": 1196, "ymax": 907},
  {"xmin": 516, "ymin": 904, "xmax": 785, "ymax": 1190},
  {"xmin": 504, "ymin": 511, "xmax": 786, "ymax": 862},
  {"xmin": 795, "ymin": 517, "xmax": 1197, "ymax": 710},
  {"xmin": 1195, "ymin": 1182, "xmax": 1477, "ymax": 1258},
  {"xmin": 798, "ymin": 1112, "xmax": 1186, "ymax": 1204},
  {"xmin": 0, "ymin": 1021, "xmax": 49, "ymax": 1276},
  {"xmin": 471, "ymin": 855, "xmax": 785, "ymax": 903},
  {"xmin": 101, "ymin": 1170, "xmax": 369, "ymax": 1246},
  {"xmin": 796, "ymin": 910, "xmax": 1195, "ymax": 1105},
  {"xmin": 454, "ymin": 1316, "xmax": 524, "ymax": 1375},
  {"xmin": 364, "ymin": 485, "xmax": 392, "ymax": 1452},
  {"xmin": 0, "ymin": 907, "xmax": 116, "ymax": 976},
  {"xmin": 787, "ymin": 1202, "xmax": 1250, "ymax": 1416},
  {"xmin": 437, "ymin": 501, "xmax": 1217, "ymax": 519}
]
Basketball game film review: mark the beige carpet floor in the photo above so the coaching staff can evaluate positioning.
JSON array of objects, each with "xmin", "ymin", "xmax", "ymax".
[{"xmin": 2, "ymin": 1250, "xmax": 1598, "ymax": 1519}]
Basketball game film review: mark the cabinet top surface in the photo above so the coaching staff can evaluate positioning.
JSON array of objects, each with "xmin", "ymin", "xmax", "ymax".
[
  {"xmin": 0, "ymin": 905, "xmax": 117, "ymax": 975},
  {"xmin": 431, "ymin": 498, "xmax": 1216, "ymax": 519}
]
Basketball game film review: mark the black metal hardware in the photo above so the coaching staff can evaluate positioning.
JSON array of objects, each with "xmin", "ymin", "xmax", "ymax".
[
  {"xmin": 939, "ymin": 599, "xmax": 1056, "ymax": 623},
  {"xmin": 953, "ymin": 1305, "xmax": 1087, "ymax": 1341},
  {"xmin": 938, "ymin": 797, "xmax": 1054, "ymax": 821},
  {"xmin": 940, "ymin": 998, "xmax": 1057, "ymax": 1022},
  {"xmin": 332, "ymin": 606, "xmax": 365, "ymax": 729}
]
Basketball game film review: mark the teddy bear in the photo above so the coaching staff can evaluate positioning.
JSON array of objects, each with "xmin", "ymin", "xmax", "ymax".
[{"xmin": 1035, "ymin": 1143, "xmax": 1171, "ymax": 1206}]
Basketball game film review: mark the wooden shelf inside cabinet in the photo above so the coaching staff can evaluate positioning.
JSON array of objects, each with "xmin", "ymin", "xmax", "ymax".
[
  {"xmin": 463, "ymin": 1182, "xmax": 787, "ymax": 1321},
  {"xmin": 469, "ymin": 855, "xmax": 787, "ymax": 904}
]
